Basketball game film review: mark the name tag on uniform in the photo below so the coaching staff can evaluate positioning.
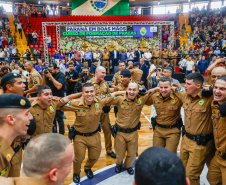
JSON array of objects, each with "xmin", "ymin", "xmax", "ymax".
[
  {"xmin": 0, "ymin": 167, "xmax": 8, "ymax": 176},
  {"xmin": 122, "ymin": 102, "xmax": 129, "ymax": 105}
]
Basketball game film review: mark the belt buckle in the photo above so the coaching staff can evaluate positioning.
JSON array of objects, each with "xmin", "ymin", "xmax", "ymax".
[{"xmin": 169, "ymin": 125, "xmax": 172, "ymax": 129}]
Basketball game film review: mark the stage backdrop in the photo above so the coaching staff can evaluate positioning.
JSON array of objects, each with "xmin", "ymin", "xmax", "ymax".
[
  {"xmin": 60, "ymin": 25, "xmax": 159, "ymax": 52},
  {"xmin": 71, "ymin": 0, "xmax": 130, "ymax": 15}
]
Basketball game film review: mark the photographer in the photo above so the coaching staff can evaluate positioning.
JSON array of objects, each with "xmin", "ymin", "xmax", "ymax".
[
  {"xmin": 42, "ymin": 63, "xmax": 66, "ymax": 135},
  {"xmin": 66, "ymin": 62, "xmax": 79, "ymax": 95},
  {"xmin": 74, "ymin": 67, "xmax": 92, "ymax": 93},
  {"xmin": 67, "ymin": 54, "xmax": 81, "ymax": 73}
]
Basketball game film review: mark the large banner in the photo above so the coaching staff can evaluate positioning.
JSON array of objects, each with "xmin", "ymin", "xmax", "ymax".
[
  {"xmin": 71, "ymin": 0, "xmax": 130, "ymax": 15},
  {"xmin": 60, "ymin": 25, "xmax": 159, "ymax": 51}
]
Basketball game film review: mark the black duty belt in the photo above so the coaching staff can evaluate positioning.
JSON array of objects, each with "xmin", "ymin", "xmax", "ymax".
[
  {"xmin": 116, "ymin": 123, "xmax": 140, "ymax": 133},
  {"xmin": 185, "ymin": 132, "xmax": 213, "ymax": 146},
  {"xmin": 75, "ymin": 127, "xmax": 99, "ymax": 137},
  {"xmin": 156, "ymin": 123, "xmax": 177, "ymax": 129},
  {"xmin": 218, "ymin": 151, "xmax": 226, "ymax": 160}
]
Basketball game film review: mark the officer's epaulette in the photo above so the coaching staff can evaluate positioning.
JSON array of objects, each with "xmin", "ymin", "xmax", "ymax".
[
  {"xmin": 99, "ymin": 94, "xmax": 111, "ymax": 99},
  {"xmin": 122, "ymin": 102, "xmax": 129, "ymax": 105},
  {"xmin": 175, "ymin": 87, "xmax": 181, "ymax": 91},
  {"xmin": 77, "ymin": 110, "xmax": 86, "ymax": 112}
]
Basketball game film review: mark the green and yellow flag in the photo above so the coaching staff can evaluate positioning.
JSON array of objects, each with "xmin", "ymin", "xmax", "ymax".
[{"xmin": 71, "ymin": 0, "xmax": 130, "ymax": 15}]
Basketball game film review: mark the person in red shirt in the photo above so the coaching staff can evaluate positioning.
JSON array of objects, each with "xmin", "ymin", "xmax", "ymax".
[{"xmin": 2, "ymin": 38, "xmax": 8, "ymax": 48}]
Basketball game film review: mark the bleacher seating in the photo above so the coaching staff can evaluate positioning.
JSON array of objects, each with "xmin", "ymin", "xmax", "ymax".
[{"xmin": 19, "ymin": 14, "xmax": 174, "ymax": 56}]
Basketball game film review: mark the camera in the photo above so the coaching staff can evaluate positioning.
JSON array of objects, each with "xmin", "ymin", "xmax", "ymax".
[
  {"xmin": 44, "ymin": 68, "xmax": 49, "ymax": 74},
  {"xmin": 80, "ymin": 72, "xmax": 87, "ymax": 77}
]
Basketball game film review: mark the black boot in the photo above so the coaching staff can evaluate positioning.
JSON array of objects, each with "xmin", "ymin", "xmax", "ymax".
[
  {"xmin": 115, "ymin": 165, "xmax": 122, "ymax": 173},
  {"xmin": 84, "ymin": 169, "xmax": 93, "ymax": 179},
  {"xmin": 73, "ymin": 173, "xmax": 80, "ymax": 183},
  {"xmin": 126, "ymin": 167, "xmax": 134, "ymax": 175},
  {"xmin": 107, "ymin": 151, "xmax": 116, "ymax": 158}
]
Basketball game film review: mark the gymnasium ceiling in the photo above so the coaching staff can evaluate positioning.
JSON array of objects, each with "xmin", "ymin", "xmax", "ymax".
[{"xmin": 0, "ymin": 0, "xmax": 210, "ymax": 7}]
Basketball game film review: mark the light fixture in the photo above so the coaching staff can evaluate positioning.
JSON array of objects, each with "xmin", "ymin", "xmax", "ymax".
[
  {"xmin": 67, "ymin": 3, "xmax": 69, "ymax": 6},
  {"xmin": 188, "ymin": 0, "xmax": 190, "ymax": 2},
  {"xmin": 158, "ymin": 2, "xmax": 160, "ymax": 5},
  {"xmin": 38, "ymin": 1, "xmax": 40, "ymax": 4}
]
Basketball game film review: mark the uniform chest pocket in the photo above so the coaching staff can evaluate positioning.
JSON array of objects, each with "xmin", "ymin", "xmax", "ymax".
[
  {"xmin": 194, "ymin": 107, "xmax": 206, "ymax": 113},
  {"xmin": 77, "ymin": 112, "xmax": 86, "ymax": 116},
  {"xmin": 167, "ymin": 106, "xmax": 178, "ymax": 116},
  {"xmin": 136, "ymin": 105, "xmax": 143, "ymax": 111},
  {"xmin": 121, "ymin": 104, "xmax": 130, "ymax": 110}
]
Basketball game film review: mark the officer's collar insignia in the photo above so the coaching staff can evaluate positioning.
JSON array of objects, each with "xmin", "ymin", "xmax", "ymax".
[
  {"xmin": 183, "ymin": 102, "xmax": 188, "ymax": 105},
  {"xmin": 95, "ymin": 103, "xmax": 99, "ymax": 108},
  {"xmin": 50, "ymin": 106, "xmax": 54, "ymax": 111},
  {"xmin": 138, "ymin": 99, "xmax": 142, "ymax": 104},
  {"xmin": 175, "ymin": 87, "xmax": 181, "ymax": 91},
  {"xmin": 20, "ymin": 99, "xmax": 26, "ymax": 106},
  {"xmin": 212, "ymin": 110, "xmax": 215, "ymax": 114},
  {"xmin": 199, "ymin": 99, "xmax": 204, "ymax": 105},
  {"xmin": 171, "ymin": 99, "xmax": 175, "ymax": 104},
  {"xmin": 154, "ymin": 101, "xmax": 160, "ymax": 104},
  {"xmin": 180, "ymin": 89, "xmax": 185, "ymax": 92},
  {"xmin": 67, "ymin": 101, "xmax": 71, "ymax": 106},
  {"xmin": 104, "ymin": 84, "xmax": 107, "ymax": 88},
  {"xmin": 32, "ymin": 113, "xmax": 39, "ymax": 116},
  {"xmin": 7, "ymin": 154, "xmax": 11, "ymax": 158}
]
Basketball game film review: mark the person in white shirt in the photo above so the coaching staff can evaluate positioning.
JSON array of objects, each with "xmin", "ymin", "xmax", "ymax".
[
  {"xmin": 148, "ymin": 60, "xmax": 156, "ymax": 77},
  {"xmin": 144, "ymin": 49, "xmax": 152, "ymax": 69},
  {"xmin": 17, "ymin": 21, "xmax": 22, "ymax": 39},
  {"xmin": 0, "ymin": 48, "xmax": 5, "ymax": 61},
  {"xmin": 12, "ymin": 63, "xmax": 20, "ymax": 74},
  {"xmin": 93, "ymin": 49, "xmax": 101, "ymax": 66},
  {"xmin": 47, "ymin": 35, "xmax": 51, "ymax": 48},
  {"xmin": 32, "ymin": 30, "xmax": 39, "ymax": 45},
  {"xmin": 185, "ymin": 57, "xmax": 194, "ymax": 76},
  {"xmin": 59, "ymin": 60, "xmax": 66, "ymax": 74},
  {"xmin": 127, "ymin": 48, "xmax": 135, "ymax": 61},
  {"xmin": 180, "ymin": 56, "xmax": 187, "ymax": 73}
]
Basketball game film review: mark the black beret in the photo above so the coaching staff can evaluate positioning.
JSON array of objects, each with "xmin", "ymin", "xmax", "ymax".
[
  {"xmin": 1, "ymin": 67, "xmax": 8, "ymax": 72},
  {"xmin": 134, "ymin": 62, "xmax": 139, "ymax": 66},
  {"xmin": 121, "ymin": 69, "xmax": 131, "ymax": 77},
  {"xmin": 1, "ymin": 73, "xmax": 21, "ymax": 86},
  {"xmin": 0, "ymin": 93, "xmax": 31, "ymax": 109}
]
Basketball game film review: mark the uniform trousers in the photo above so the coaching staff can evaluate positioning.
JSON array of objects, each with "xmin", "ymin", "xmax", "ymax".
[
  {"xmin": 180, "ymin": 136, "xmax": 213, "ymax": 185},
  {"xmin": 153, "ymin": 126, "xmax": 181, "ymax": 154},
  {"xmin": 53, "ymin": 110, "xmax": 65, "ymax": 135},
  {"xmin": 73, "ymin": 133, "xmax": 101, "ymax": 174},
  {"xmin": 170, "ymin": 59, "xmax": 177, "ymax": 67},
  {"xmin": 100, "ymin": 112, "xmax": 112, "ymax": 154},
  {"xmin": 115, "ymin": 131, "xmax": 138, "ymax": 168},
  {"xmin": 103, "ymin": 60, "xmax": 110, "ymax": 74},
  {"xmin": 207, "ymin": 151, "xmax": 226, "ymax": 185},
  {"xmin": 153, "ymin": 58, "xmax": 160, "ymax": 67}
]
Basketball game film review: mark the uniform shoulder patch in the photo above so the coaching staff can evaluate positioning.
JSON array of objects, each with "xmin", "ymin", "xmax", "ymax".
[
  {"xmin": 175, "ymin": 87, "xmax": 181, "ymax": 92},
  {"xmin": 106, "ymin": 94, "xmax": 111, "ymax": 97},
  {"xmin": 34, "ymin": 81, "xmax": 38, "ymax": 84},
  {"xmin": 100, "ymin": 95, "xmax": 106, "ymax": 99},
  {"xmin": 78, "ymin": 110, "xmax": 86, "ymax": 112},
  {"xmin": 154, "ymin": 101, "xmax": 160, "ymax": 104}
]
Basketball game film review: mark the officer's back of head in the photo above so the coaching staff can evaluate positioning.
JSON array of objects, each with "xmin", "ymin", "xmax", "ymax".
[
  {"xmin": 134, "ymin": 146, "xmax": 190, "ymax": 185},
  {"xmin": 23, "ymin": 133, "xmax": 74, "ymax": 185}
]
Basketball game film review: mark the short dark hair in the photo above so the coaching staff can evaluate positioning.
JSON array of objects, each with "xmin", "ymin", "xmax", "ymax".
[
  {"xmin": 68, "ymin": 62, "xmax": 74, "ymax": 66},
  {"xmin": 82, "ymin": 83, "xmax": 94, "ymax": 91},
  {"xmin": 165, "ymin": 59, "xmax": 170, "ymax": 63},
  {"xmin": 2, "ymin": 78, "xmax": 16, "ymax": 92},
  {"xmin": 164, "ymin": 67, "xmax": 173, "ymax": 74},
  {"xmin": 19, "ymin": 64, "xmax": 25, "ymax": 70},
  {"xmin": 49, "ymin": 63, "xmax": 58, "ymax": 69},
  {"xmin": 135, "ymin": 146, "xmax": 186, "ymax": 185},
  {"xmin": 82, "ymin": 67, "xmax": 89, "ymax": 72},
  {"xmin": 159, "ymin": 76, "xmax": 171, "ymax": 84},
  {"xmin": 119, "ymin": 61, "xmax": 125, "ymax": 65},
  {"xmin": 216, "ymin": 75, "xmax": 226, "ymax": 82},
  {"xmin": 186, "ymin": 72, "xmax": 204, "ymax": 86},
  {"xmin": 37, "ymin": 85, "xmax": 51, "ymax": 95}
]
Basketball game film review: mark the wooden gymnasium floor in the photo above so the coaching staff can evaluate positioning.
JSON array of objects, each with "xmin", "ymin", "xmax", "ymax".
[{"xmin": 62, "ymin": 105, "xmax": 154, "ymax": 185}]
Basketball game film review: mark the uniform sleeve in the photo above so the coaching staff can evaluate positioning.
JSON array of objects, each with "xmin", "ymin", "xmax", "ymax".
[
  {"xmin": 172, "ymin": 87, "xmax": 186, "ymax": 101},
  {"xmin": 60, "ymin": 99, "xmax": 80, "ymax": 112},
  {"xmin": 144, "ymin": 93, "xmax": 153, "ymax": 106},
  {"xmin": 111, "ymin": 75, "xmax": 117, "ymax": 85},
  {"xmin": 98, "ymin": 94, "xmax": 119, "ymax": 106},
  {"xmin": 106, "ymin": 82, "xmax": 111, "ymax": 94},
  {"xmin": 32, "ymin": 74, "xmax": 42, "ymax": 86}
]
